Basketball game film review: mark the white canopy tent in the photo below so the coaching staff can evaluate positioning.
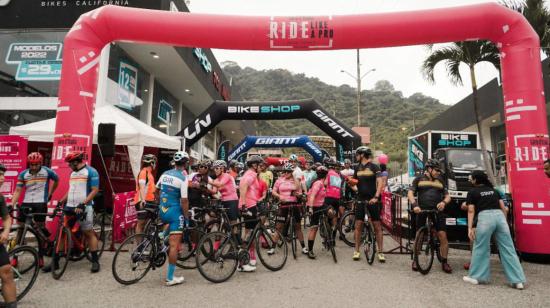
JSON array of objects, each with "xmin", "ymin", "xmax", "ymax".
[{"xmin": 9, "ymin": 105, "xmax": 181, "ymax": 178}]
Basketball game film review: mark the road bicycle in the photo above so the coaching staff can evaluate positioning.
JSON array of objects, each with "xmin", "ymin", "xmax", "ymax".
[
  {"xmin": 0, "ymin": 243, "xmax": 39, "ymax": 304},
  {"xmin": 195, "ymin": 207, "xmax": 287, "ymax": 283},
  {"xmin": 278, "ymin": 202, "xmax": 303, "ymax": 260},
  {"xmin": 338, "ymin": 199, "xmax": 358, "ymax": 247},
  {"xmin": 413, "ymin": 209, "xmax": 443, "ymax": 275},
  {"xmin": 311, "ymin": 207, "xmax": 337, "ymax": 263},
  {"xmin": 357, "ymin": 201, "xmax": 376, "ymax": 265}
]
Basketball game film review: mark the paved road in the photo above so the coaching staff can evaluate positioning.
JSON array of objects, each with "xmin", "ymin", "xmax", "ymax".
[{"xmin": 22, "ymin": 236, "xmax": 550, "ymax": 308}]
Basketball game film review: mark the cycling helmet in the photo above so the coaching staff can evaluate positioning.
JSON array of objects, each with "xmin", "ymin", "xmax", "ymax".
[
  {"xmin": 344, "ymin": 159, "xmax": 352, "ymax": 165},
  {"xmin": 173, "ymin": 151, "xmax": 189, "ymax": 163},
  {"xmin": 64, "ymin": 151, "xmax": 85, "ymax": 163},
  {"xmin": 316, "ymin": 165, "xmax": 328, "ymax": 178},
  {"xmin": 355, "ymin": 146, "xmax": 372, "ymax": 157},
  {"xmin": 142, "ymin": 154, "xmax": 157, "ymax": 163},
  {"xmin": 199, "ymin": 159, "xmax": 212, "ymax": 168},
  {"xmin": 425, "ymin": 158, "xmax": 440, "ymax": 170},
  {"xmin": 0, "ymin": 164, "xmax": 6, "ymax": 172},
  {"xmin": 27, "ymin": 152, "xmax": 43, "ymax": 164},
  {"xmin": 306, "ymin": 160, "xmax": 314, "ymax": 165},
  {"xmin": 213, "ymin": 160, "xmax": 227, "ymax": 168},
  {"xmin": 288, "ymin": 154, "xmax": 298, "ymax": 162},
  {"xmin": 268, "ymin": 165, "xmax": 275, "ymax": 171},
  {"xmin": 237, "ymin": 162, "xmax": 245, "ymax": 169},
  {"xmin": 324, "ymin": 157, "xmax": 337, "ymax": 167},
  {"xmin": 282, "ymin": 163, "xmax": 294, "ymax": 171},
  {"xmin": 246, "ymin": 155, "xmax": 264, "ymax": 167},
  {"xmin": 229, "ymin": 160, "xmax": 239, "ymax": 168}
]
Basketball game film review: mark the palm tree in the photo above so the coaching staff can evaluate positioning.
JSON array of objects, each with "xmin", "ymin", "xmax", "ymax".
[
  {"xmin": 502, "ymin": 0, "xmax": 550, "ymax": 56},
  {"xmin": 421, "ymin": 41, "xmax": 500, "ymax": 184}
]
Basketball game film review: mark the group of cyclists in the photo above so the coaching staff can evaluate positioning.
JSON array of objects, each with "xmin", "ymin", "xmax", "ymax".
[{"xmin": 0, "ymin": 143, "xmax": 526, "ymax": 299}]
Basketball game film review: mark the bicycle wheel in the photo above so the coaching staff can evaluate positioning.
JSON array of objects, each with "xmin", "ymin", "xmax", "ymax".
[
  {"xmin": 52, "ymin": 226, "xmax": 72, "ymax": 280},
  {"xmin": 195, "ymin": 231, "xmax": 238, "ymax": 283},
  {"xmin": 256, "ymin": 228, "xmax": 287, "ymax": 271},
  {"xmin": 16, "ymin": 227, "xmax": 41, "ymax": 256},
  {"xmin": 112, "ymin": 233, "xmax": 154, "ymax": 285},
  {"xmin": 338, "ymin": 211, "xmax": 356, "ymax": 247},
  {"xmin": 289, "ymin": 216, "xmax": 297, "ymax": 260},
  {"xmin": 3, "ymin": 246, "xmax": 40, "ymax": 303},
  {"xmin": 363, "ymin": 222, "xmax": 376, "ymax": 265},
  {"xmin": 177, "ymin": 229, "xmax": 205, "ymax": 269},
  {"xmin": 205, "ymin": 219, "xmax": 230, "ymax": 234},
  {"xmin": 413, "ymin": 227, "xmax": 434, "ymax": 275},
  {"xmin": 84, "ymin": 212, "xmax": 106, "ymax": 262}
]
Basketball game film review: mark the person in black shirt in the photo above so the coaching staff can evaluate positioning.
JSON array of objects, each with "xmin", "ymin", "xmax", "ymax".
[
  {"xmin": 463, "ymin": 171, "xmax": 525, "ymax": 289},
  {"xmin": 408, "ymin": 159, "xmax": 452, "ymax": 273},
  {"xmin": 0, "ymin": 164, "xmax": 17, "ymax": 307},
  {"xmin": 188, "ymin": 160, "xmax": 216, "ymax": 208},
  {"xmin": 347, "ymin": 146, "xmax": 385, "ymax": 262}
]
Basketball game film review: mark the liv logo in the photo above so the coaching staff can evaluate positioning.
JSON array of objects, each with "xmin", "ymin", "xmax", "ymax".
[{"xmin": 183, "ymin": 114, "xmax": 212, "ymax": 140}]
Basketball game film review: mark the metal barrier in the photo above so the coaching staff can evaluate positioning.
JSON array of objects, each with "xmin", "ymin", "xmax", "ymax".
[{"xmin": 382, "ymin": 192, "xmax": 411, "ymax": 255}]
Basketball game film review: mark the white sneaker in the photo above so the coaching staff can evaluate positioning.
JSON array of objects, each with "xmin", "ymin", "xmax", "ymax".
[
  {"xmin": 302, "ymin": 247, "xmax": 309, "ymax": 254},
  {"xmin": 250, "ymin": 260, "xmax": 257, "ymax": 266},
  {"xmin": 166, "ymin": 276, "xmax": 185, "ymax": 286},
  {"xmin": 463, "ymin": 276, "xmax": 479, "ymax": 285},
  {"xmin": 238, "ymin": 264, "xmax": 256, "ymax": 272},
  {"xmin": 513, "ymin": 283, "xmax": 524, "ymax": 290},
  {"xmin": 267, "ymin": 248, "xmax": 275, "ymax": 255}
]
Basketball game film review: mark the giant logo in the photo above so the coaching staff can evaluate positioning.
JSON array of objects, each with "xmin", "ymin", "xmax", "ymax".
[
  {"xmin": 227, "ymin": 105, "xmax": 300, "ymax": 114},
  {"xmin": 227, "ymin": 141, "xmax": 247, "ymax": 161},
  {"xmin": 255, "ymin": 137, "xmax": 298, "ymax": 145},
  {"xmin": 312, "ymin": 109, "xmax": 354, "ymax": 138},
  {"xmin": 183, "ymin": 114, "xmax": 212, "ymax": 140},
  {"xmin": 305, "ymin": 141, "xmax": 323, "ymax": 157}
]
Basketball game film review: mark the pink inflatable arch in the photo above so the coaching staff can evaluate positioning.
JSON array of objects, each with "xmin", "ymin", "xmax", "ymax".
[{"xmin": 52, "ymin": 3, "xmax": 549, "ymax": 254}]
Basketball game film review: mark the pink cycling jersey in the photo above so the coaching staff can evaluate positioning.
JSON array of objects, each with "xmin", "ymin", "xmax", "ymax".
[
  {"xmin": 214, "ymin": 172, "xmax": 238, "ymax": 201},
  {"xmin": 274, "ymin": 177, "xmax": 299, "ymax": 203},
  {"xmin": 325, "ymin": 169, "xmax": 342, "ymax": 199},
  {"xmin": 240, "ymin": 169, "xmax": 259, "ymax": 208},
  {"xmin": 308, "ymin": 180, "xmax": 326, "ymax": 207}
]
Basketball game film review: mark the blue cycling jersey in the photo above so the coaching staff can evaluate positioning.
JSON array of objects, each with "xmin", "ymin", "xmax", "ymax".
[{"xmin": 157, "ymin": 169, "xmax": 188, "ymax": 208}]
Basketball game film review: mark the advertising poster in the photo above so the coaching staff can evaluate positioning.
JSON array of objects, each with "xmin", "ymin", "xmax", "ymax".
[
  {"xmin": 381, "ymin": 192, "xmax": 392, "ymax": 229},
  {"xmin": 0, "ymin": 135, "xmax": 28, "ymax": 203},
  {"xmin": 5, "ymin": 42, "xmax": 63, "ymax": 81},
  {"xmin": 117, "ymin": 60, "xmax": 138, "ymax": 110},
  {"xmin": 113, "ymin": 191, "xmax": 137, "ymax": 243}
]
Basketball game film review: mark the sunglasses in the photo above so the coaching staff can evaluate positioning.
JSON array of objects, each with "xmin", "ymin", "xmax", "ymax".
[{"xmin": 199, "ymin": 165, "xmax": 208, "ymax": 169}]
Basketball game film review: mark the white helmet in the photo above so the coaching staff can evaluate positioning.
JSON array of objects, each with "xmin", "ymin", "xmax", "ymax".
[
  {"xmin": 213, "ymin": 160, "xmax": 227, "ymax": 168},
  {"xmin": 173, "ymin": 151, "xmax": 189, "ymax": 163},
  {"xmin": 289, "ymin": 154, "xmax": 298, "ymax": 162}
]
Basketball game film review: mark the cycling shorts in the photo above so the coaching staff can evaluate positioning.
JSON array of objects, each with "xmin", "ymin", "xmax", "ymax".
[
  {"xmin": 324, "ymin": 197, "xmax": 341, "ymax": 212},
  {"xmin": 355, "ymin": 200, "xmax": 381, "ymax": 222},
  {"xmin": 19, "ymin": 203, "xmax": 48, "ymax": 223},
  {"xmin": 136, "ymin": 202, "xmax": 158, "ymax": 220},
  {"xmin": 276, "ymin": 204, "xmax": 302, "ymax": 224},
  {"xmin": 415, "ymin": 211, "xmax": 447, "ymax": 232},
  {"xmin": 221, "ymin": 200, "xmax": 239, "ymax": 221},
  {"xmin": 64, "ymin": 205, "xmax": 94, "ymax": 231},
  {"xmin": 0, "ymin": 245, "xmax": 9, "ymax": 267},
  {"xmin": 243, "ymin": 206, "xmax": 258, "ymax": 230},
  {"xmin": 309, "ymin": 205, "xmax": 327, "ymax": 227},
  {"xmin": 159, "ymin": 206, "xmax": 185, "ymax": 234}
]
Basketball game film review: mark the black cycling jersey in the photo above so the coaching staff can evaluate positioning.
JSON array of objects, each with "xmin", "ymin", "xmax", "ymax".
[
  {"xmin": 410, "ymin": 174, "xmax": 447, "ymax": 209},
  {"xmin": 353, "ymin": 162, "xmax": 380, "ymax": 200}
]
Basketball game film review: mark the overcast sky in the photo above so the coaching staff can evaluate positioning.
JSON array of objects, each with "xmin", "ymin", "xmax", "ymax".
[{"xmin": 186, "ymin": 0, "xmax": 536, "ymax": 105}]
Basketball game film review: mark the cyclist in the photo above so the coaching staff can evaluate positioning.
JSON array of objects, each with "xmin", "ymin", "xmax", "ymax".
[
  {"xmin": 188, "ymin": 160, "xmax": 216, "ymax": 209},
  {"xmin": 0, "ymin": 164, "xmax": 17, "ymax": 308},
  {"xmin": 289, "ymin": 154, "xmax": 306, "ymax": 192},
  {"xmin": 272, "ymin": 163, "xmax": 308, "ymax": 255},
  {"xmin": 347, "ymin": 146, "xmax": 385, "ymax": 262},
  {"xmin": 408, "ymin": 158, "xmax": 452, "ymax": 273},
  {"xmin": 156, "ymin": 151, "xmax": 190, "ymax": 286},
  {"xmin": 305, "ymin": 165, "xmax": 328, "ymax": 259},
  {"xmin": 258, "ymin": 162, "xmax": 274, "ymax": 189},
  {"xmin": 303, "ymin": 160, "xmax": 317, "ymax": 191},
  {"xmin": 211, "ymin": 160, "xmax": 239, "ymax": 225},
  {"xmin": 238, "ymin": 155, "xmax": 264, "ymax": 272},
  {"xmin": 11, "ymin": 152, "xmax": 59, "ymax": 268},
  {"xmin": 59, "ymin": 151, "xmax": 101, "ymax": 273},
  {"xmin": 229, "ymin": 160, "xmax": 240, "ymax": 180},
  {"xmin": 324, "ymin": 158, "xmax": 343, "ymax": 239},
  {"xmin": 133, "ymin": 154, "xmax": 158, "ymax": 236}
]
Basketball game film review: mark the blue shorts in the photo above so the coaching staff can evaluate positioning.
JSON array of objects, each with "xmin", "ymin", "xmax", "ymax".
[{"xmin": 159, "ymin": 205, "xmax": 185, "ymax": 234}]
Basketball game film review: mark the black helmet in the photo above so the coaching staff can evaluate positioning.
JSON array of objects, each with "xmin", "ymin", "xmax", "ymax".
[
  {"xmin": 0, "ymin": 164, "xmax": 6, "ymax": 172},
  {"xmin": 324, "ymin": 157, "xmax": 337, "ymax": 167},
  {"xmin": 316, "ymin": 165, "xmax": 328, "ymax": 178},
  {"xmin": 425, "ymin": 159, "xmax": 440, "ymax": 170},
  {"xmin": 355, "ymin": 146, "xmax": 372, "ymax": 157},
  {"xmin": 246, "ymin": 155, "xmax": 264, "ymax": 167},
  {"xmin": 229, "ymin": 160, "xmax": 239, "ymax": 168}
]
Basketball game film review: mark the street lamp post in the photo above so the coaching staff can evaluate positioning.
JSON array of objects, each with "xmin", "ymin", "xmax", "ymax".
[{"xmin": 341, "ymin": 50, "xmax": 375, "ymax": 127}]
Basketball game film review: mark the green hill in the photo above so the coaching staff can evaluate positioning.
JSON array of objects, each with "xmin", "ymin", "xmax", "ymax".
[{"xmin": 223, "ymin": 64, "xmax": 449, "ymax": 163}]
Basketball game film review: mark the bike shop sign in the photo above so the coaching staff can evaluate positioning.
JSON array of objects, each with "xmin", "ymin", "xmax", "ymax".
[{"xmin": 5, "ymin": 42, "xmax": 63, "ymax": 81}]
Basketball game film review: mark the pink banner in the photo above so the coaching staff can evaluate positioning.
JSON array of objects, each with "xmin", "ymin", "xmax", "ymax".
[
  {"xmin": 381, "ymin": 192, "xmax": 392, "ymax": 229},
  {"xmin": 0, "ymin": 135, "xmax": 28, "ymax": 204},
  {"xmin": 113, "ymin": 191, "xmax": 137, "ymax": 243}
]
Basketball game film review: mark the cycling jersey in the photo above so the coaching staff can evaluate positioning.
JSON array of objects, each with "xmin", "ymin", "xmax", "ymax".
[
  {"xmin": 157, "ymin": 169, "xmax": 188, "ymax": 208},
  {"xmin": 303, "ymin": 170, "xmax": 317, "ymax": 190},
  {"xmin": 240, "ymin": 169, "xmax": 259, "ymax": 209},
  {"xmin": 259, "ymin": 171, "xmax": 273, "ymax": 188},
  {"xmin": 214, "ymin": 173, "xmax": 238, "ymax": 201},
  {"xmin": 341, "ymin": 168, "xmax": 354, "ymax": 178},
  {"xmin": 133, "ymin": 167, "xmax": 156, "ymax": 203},
  {"xmin": 308, "ymin": 180, "xmax": 326, "ymax": 207},
  {"xmin": 353, "ymin": 162, "xmax": 381, "ymax": 200},
  {"xmin": 410, "ymin": 174, "xmax": 447, "ymax": 210},
  {"xmin": 273, "ymin": 177, "xmax": 299, "ymax": 203},
  {"xmin": 66, "ymin": 165, "xmax": 99, "ymax": 208},
  {"xmin": 325, "ymin": 169, "xmax": 342, "ymax": 199},
  {"xmin": 16, "ymin": 166, "xmax": 58, "ymax": 203}
]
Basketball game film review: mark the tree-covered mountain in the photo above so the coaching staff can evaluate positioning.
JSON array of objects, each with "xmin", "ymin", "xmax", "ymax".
[{"xmin": 223, "ymin": 64, "xmax": 449, "ymax": 163}]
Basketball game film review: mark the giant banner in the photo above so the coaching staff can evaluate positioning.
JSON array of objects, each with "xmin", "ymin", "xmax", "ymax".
[
  {"xmin": 0, "ymin": 135, "xmax": 28, "ymax": 204},
  {"xmin": 51, "ymin": 2, "xmax": 550, "ymax": 257},
  {"xmin": 227, "ymin": 135, "xmax": 326, "ymax": 162}
]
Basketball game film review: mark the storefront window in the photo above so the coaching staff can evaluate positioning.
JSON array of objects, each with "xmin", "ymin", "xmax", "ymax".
[
  {"xmin": 0, "ymin": 30, "xmax": 67, "ymax": 97},
  {"xmin": 107, "ymin": 44, "xmax": 151, "ymax": 119},
  {"xmin": 0, "ymin": 110, "xmax": 56, "ymax": 134},
  {"xmin": 151, "ymin": 81, "xmax": 178, "ymax": 135}
]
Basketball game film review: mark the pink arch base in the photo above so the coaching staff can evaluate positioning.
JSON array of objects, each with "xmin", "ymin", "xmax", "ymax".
[{"xmin": 52, "ymin": 3, "xmax": 549, "ymax": 254}]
